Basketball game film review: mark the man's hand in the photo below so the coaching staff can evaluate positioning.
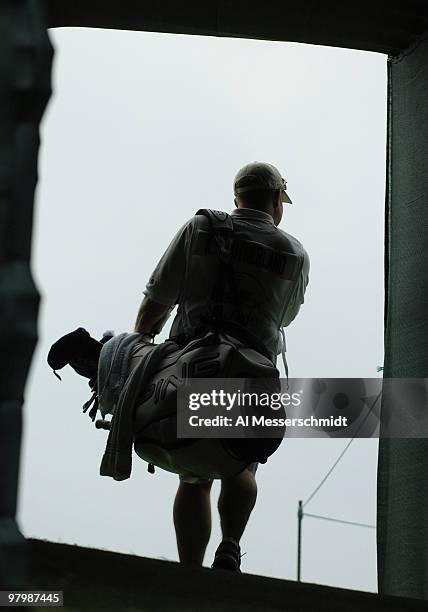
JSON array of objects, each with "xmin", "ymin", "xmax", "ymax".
[{"xmin": 134, "ymin": 295, "xmax": 172, "ymax": 335}]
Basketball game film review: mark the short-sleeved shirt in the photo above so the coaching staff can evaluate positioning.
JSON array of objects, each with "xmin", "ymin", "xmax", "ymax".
[{"xmin": 144, "ymin": 208, "xmax": 309, "ymax": 361}]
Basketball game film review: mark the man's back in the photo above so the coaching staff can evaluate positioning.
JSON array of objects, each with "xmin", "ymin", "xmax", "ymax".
[{"xmin": 145, "ymin": 207, "xmax": 309, "ymax": 361}]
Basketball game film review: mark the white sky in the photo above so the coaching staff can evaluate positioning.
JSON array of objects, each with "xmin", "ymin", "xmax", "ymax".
[{"xmin": 18, "ymin": 27, "xmax": 386, "ymax": 592}]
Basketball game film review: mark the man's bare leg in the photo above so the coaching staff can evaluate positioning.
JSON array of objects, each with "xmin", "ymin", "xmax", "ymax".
[
  {"xmin": 218, "ymin": 468, "xmax": 257, "ymax": 543},
  {"xmin": 212, "ymin": 468, "xmax": 257, "ymax": 570},
  {"xmin": 173, "ymin": 480, "xmax": 213, "ymax": 565}
]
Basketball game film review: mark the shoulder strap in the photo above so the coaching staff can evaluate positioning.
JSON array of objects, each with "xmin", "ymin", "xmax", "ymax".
[
  {"xmin": 195, "ymin": 209, "xmax": 274, "ymax": 363},
  {"xmin": 195, "ymin": 208, "xmax": 233, "ymax": 232},
  {"xmin": 195, "ymin": 209, "xmax": 233, "ymax": 263},
  {"xmin": 195, "ymin": 209, "xmax": 243, "ymax": 324}
]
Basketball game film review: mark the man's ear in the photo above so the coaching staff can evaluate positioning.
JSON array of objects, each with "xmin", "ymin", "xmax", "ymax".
[
  {"xmin": 234, "ymin": 197, "xmax": 238, "ymax": 208},
  {"xmin": 272, "ymin": 190, "xmax": 281, "ymax": 209}
]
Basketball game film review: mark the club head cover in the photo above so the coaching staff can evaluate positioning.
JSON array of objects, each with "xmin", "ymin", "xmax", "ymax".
[{"xmin": 47, "ymin": 327, "xmax": 102, "ymax": 379}]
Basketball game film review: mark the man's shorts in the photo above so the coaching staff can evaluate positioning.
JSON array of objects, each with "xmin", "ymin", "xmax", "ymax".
[{"xmin": 179, "ymin": 462, "xmax": 259, "ymax": 484}]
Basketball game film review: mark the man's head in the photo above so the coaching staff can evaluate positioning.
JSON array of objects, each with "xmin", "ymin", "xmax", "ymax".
[{"xmin": 233, "ymin": 161, "xmax": 292, "ymax": 226}]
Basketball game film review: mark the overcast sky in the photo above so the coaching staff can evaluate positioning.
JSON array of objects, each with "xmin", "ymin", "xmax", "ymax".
[{"xmin": 18, "ymin": 27, "xmax": 386, "ymax": 592}]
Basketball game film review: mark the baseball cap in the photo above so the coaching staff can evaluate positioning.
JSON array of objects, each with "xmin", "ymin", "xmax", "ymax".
[{"xmin": 233, "ymin": 161, "xmax": 293, "ymax": 204}]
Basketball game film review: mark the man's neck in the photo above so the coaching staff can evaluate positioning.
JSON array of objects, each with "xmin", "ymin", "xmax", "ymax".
[{"xmin": 232, "ymin": 206, "xmax": 275, "ymax": 223}]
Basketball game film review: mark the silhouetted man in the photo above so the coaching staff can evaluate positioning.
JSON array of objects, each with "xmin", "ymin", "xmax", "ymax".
[{"xmin": 134, "ymin": 161, "xmax": 309, "ymax": 571}]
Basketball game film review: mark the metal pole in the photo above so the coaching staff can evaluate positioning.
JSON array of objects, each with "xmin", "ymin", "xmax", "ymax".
[{"xmin": 297, "ymin": 500, "xmax": 303, "ymax": 582}]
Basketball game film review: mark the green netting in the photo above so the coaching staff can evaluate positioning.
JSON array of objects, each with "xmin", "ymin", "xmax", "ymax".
[{"xmin": 377, "ymin": 31, "xmax": 428, "ymax": 599}]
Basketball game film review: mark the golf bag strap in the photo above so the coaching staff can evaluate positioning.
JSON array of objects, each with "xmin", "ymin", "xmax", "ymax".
[
  {"xmin": 195, "ymin": 209, "xmax": 285, "ymax": 376},
  {"xmin": 195, "ymin": 208, "xmax": 233, "ymax": 261},
  {"xmin": 195, "ymin": 209, "xmax": 243, "ymax": 323},
  {"xmin": 195, "ymin": 208, "xmax": 233, "ymax": 231}
]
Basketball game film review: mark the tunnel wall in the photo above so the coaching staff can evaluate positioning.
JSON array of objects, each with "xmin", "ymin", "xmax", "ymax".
[
  {"xmin": 0, "ymin": 0, "xmax": 52, "ymax": 590},
  {"xmin": 46, "ymin": 0, "xmax": 428, "ymax": 56},
  {"xmin": 377, "ymin": 31, "xmax": 428, "ymax": 599}
]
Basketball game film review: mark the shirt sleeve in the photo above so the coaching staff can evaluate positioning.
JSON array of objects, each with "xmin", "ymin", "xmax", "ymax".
[
  {"xmin": 143, "ymin": 219, "xmax": 192, "ymax": 306},
  {"xmin": 280, "ymin": 247, "xmax": 310, "ymax": 328}
]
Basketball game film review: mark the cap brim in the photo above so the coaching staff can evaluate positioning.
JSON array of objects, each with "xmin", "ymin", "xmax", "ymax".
[{"xmin": 281, "ymin": 189, "xmax": 293, "ymax": 205}]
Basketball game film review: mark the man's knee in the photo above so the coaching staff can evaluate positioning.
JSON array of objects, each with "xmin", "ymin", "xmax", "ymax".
[
  {"xmin": 221, "ymin": 466, "xmax": 257, "ymax": 487},
  {"xmin": 176, "ymin": 479, "xmax": 213, "ymax": 495}
]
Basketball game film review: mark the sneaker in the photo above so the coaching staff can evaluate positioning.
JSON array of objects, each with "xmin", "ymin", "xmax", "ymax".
[
  {"xmin": 212, "ymin": 539, "xmax": 242, "ymax": 572},
  {"xmin": 47, "ymin": 327, "xmax": 102, "ymax": 379}
]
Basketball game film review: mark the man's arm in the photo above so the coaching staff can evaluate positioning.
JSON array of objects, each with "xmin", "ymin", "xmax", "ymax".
[
  {"xmin": 134, "ymin": 295, "xmax": 172, "ymax": 335},
  {"xmin": 135, "ymin": 218, "xmax": 192, "ymax": 336}
]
